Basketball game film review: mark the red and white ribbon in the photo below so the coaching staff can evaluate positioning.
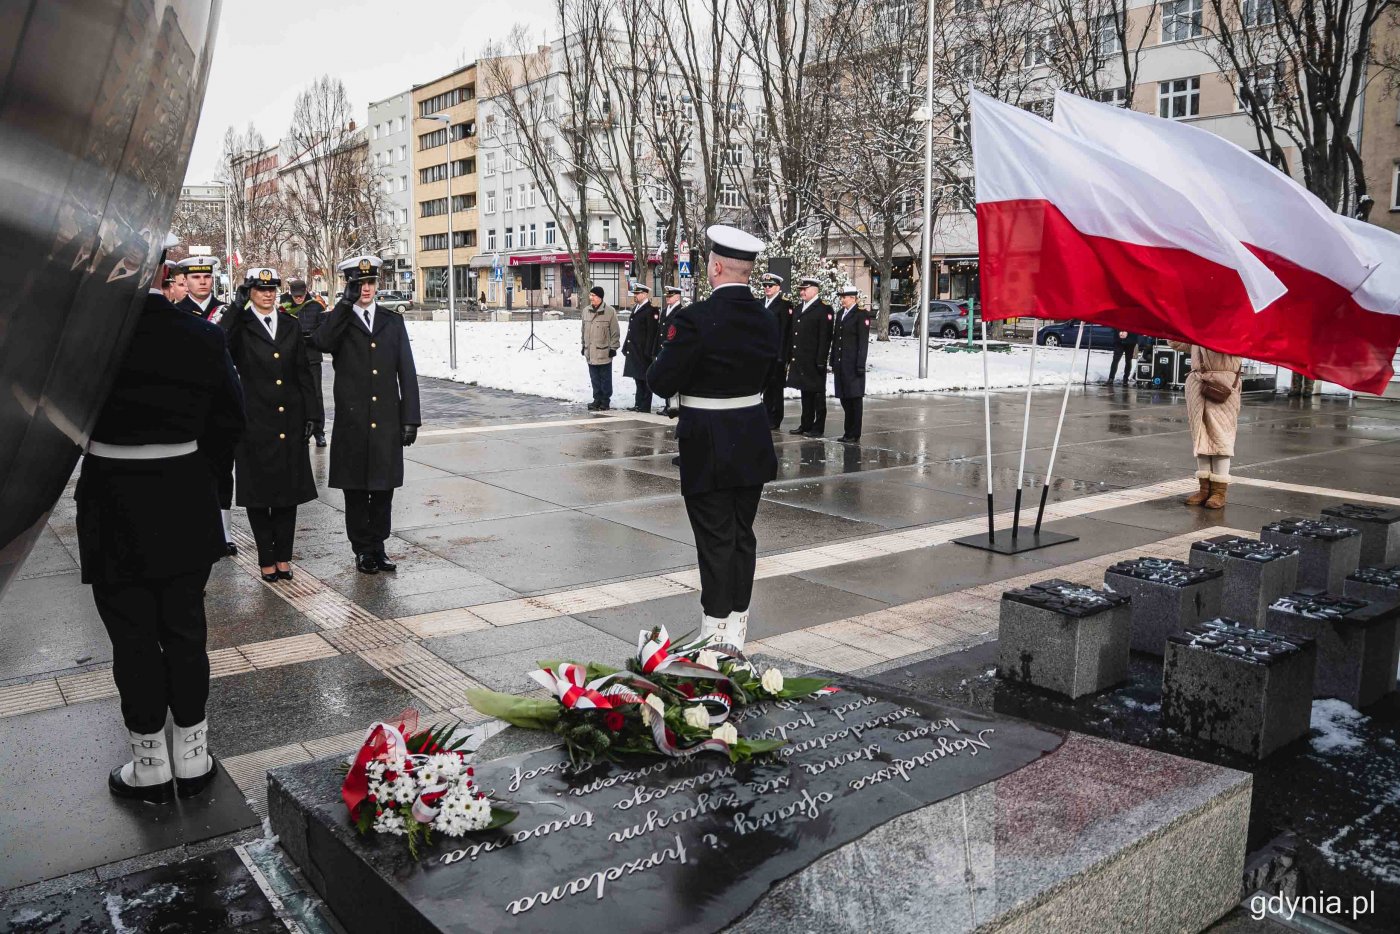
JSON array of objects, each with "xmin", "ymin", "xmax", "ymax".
[{"xmin": 528, "ymin": 663, "xmax": 621, "ymax": 710}]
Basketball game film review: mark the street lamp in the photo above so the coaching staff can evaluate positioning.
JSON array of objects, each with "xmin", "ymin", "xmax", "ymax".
[
  {"xmin": 420, "ymin": 113, "xmax": 457, "ymax": 369},
  {"xmin": 914, "ymin": 0, "xmax": 936, "ymax": 379}
]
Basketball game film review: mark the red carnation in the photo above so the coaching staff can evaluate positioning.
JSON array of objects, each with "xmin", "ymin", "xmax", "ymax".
[
  {"xmin": 677, "ymin": 683, "xmax": 696, "ymax": 698},
  {"xmin": 603, "ymin": 711, "xmax": 625, "ymax": 732}
]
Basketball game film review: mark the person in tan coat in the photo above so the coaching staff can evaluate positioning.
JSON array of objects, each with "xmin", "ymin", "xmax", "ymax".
[
  {"xmin": 582, "ymin": 285, "xmax": 620, "ymax": 410},
  {"xmin": 1170, "ymin": 341, "xmax": 1241, "ymax": 509}
]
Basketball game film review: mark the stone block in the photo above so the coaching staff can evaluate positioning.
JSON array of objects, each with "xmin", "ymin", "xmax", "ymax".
[
  {"xmin": 1162, "ymin": 619, "xmax": 1316, "ymax": 759},
  {"xmin": 1188, "ymin": 535, "xmax": 1299, "ymax": 626},
  {"xmin": 1321, "ymin": 503, "xmax": 1400, "ymax": 567},
  {"xmin": 1265, "ymin": 592, "xmax": 1400, "ymax": 708},
  {"xmin": 1343, "ymin": 565, "xmax": 1400, "ymax": 606},
  {"xmin": 997, "ymin": 579, "xmax": 1132, "ymax": 699},
  {"xmin": 1261, "ymin": 517, "xmax": 1362, "ymax": 593},
  {"xmin": 1104, "ymin": 557, "xmax": 1224, "ymax": 656}
]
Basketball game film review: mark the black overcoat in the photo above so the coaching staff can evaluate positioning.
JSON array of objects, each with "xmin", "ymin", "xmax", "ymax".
[
  {"xmin": 646, "ymin": 284, "xmax": 780, "ymax": 496},
  {"xmin": 829, "ymin": 304, "xmax": 871, "ymax": 399},
  {"xmin": 622, "ymin": 303, "xmax": 659, "ymax": 379},
  {"xmin": 785, "ymin": 299, "xmax": 833, "ymax": 392},
  {"xmin": 284, "ymin": 297, "xmax": 327, "ymax": 365},
  {"xmin": 313, "ymin": 302, "xmax": 422, "ymax": 491},
  {"xmin": 653, "ymin": 302, "xmax": 683, "ymax": 358},
  {"xmin": 765, "ymin": 296, "xmax": 796, "ymax": 365},
  {"xmin": 176, "ymin": 294, "xmax": 226, "ymax": 322},
  {"xmin": 222, "ymin": 305, "xmax": 321, "ymax": 508},
  {"xmin": 76, "ymin": 292, "xmax": 246, "ymax": 584}
]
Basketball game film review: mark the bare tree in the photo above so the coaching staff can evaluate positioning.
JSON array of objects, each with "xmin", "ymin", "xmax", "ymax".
[
  {"xmin": 219, "ymin": 123, "xmax": 293, "ymax": 270},
  {"xmin": 1036, "ymin": 0, "xmax": 1159, "ymax": 107}
]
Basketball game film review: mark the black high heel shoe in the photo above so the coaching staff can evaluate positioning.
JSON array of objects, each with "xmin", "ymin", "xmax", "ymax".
[
  {"xmin": 276, "ymin": 566, "xmax": 294, "ymax": 581},
  {"xmin": 260, "ymin": 568, "xmax": 278, "ymax": 583}
]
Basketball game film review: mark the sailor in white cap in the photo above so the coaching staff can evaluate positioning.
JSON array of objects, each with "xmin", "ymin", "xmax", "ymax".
[
  {"xmin": 785, "ymin": 276, "xmax": 833, "ymax": 436},
  {"xmin": 622, "ymin": 281, "xmax": 659, "ymax": 412},
  {"xmin": 646, "ymin": 225, "xmax": 780, "ymax": 650},
  {"xmin": 176, "ymin": 255, "xmax": 226, "ymax": 322},
  {"xmin": 829, "ymin": 286, "xmax": 870, "ymax": 443},
  {"xmin": 757, "ymin": 272, "xmax": 794, "ymax": 429},
  {"xmin": 653, "ymin": 286, "xmax": 686, "ymax": 415}
]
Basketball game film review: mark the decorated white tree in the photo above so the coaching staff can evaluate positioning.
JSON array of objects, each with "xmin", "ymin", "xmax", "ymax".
[{"xmin": 748, "ymin": 230, "xmax": 853, "ymax": 304}]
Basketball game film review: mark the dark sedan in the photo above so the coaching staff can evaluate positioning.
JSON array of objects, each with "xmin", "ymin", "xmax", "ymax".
[{"xmin": 1035, "ymin": 320, "xmax": 1122, "ymax": 349}]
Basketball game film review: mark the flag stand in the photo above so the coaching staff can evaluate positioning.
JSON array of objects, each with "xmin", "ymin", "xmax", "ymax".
[
  {"xmin": 1034, "ymin": 321, "xmax": 1086, "ymax": 534},
  {"xmin": 955, "ymin": 317, "xmax": 1077, "ymax": 555}
]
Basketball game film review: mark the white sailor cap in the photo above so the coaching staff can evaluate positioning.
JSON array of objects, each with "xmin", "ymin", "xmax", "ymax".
[
  {"xmin": 630, "ymin": 281, "xmax": 651, "ymax": 294},
  {"xmin": 797, "ymin": 276, "xmax": 822, "ymax": 289},
  {"xmin": 706, "ymin": 224, "xmax": 763, "ymax": 262},
  {"xmin": 179, "ymin": 255, "xmax": 218, "ymax": 274},
  {"xmin": 247, "ymin": 267, "xmax": 281, "ymax": 288},
  {"xmin": 760, "ymin": 272, "xmax": 784, "ymax": 286},
  {"xmin": 162, "ymin": 231, "xmax": 181, "ymax": 249},
  {"xmin": 663, "ymin": 285, "xmax": 683, "ymax": 296},
  {"xmin": 338, "ymin": 255, "xmax": 383, "ymax": 280},
  {"xmin": 837, "ymin": 286, "xmax": 859, "ymax": 297}
]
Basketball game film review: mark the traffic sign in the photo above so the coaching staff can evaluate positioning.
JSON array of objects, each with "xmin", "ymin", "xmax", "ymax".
[
  {"xmin": 492, "ymin": 267, "xmax": 503, "ymax": 282},
  {"xmin": 678, "ymin": 260, "xmax": 691, "ymax": 276}
]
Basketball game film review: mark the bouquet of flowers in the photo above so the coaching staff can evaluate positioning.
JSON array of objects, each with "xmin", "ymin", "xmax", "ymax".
[
  {"xmin": 340, "ymin": 709, "xmax": 515, "ymax": 859},
  {"xmin": 466, "ymin": 626, "xmax": 832, "ymax": 768}
]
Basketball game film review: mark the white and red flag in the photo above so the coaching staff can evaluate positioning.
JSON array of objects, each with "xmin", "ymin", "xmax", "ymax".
[{"xmin": 1052, "ymin": 90, "xmax": 1400, "ymax": 393}]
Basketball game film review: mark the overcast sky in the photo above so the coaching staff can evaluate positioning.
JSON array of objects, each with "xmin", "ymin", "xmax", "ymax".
[{"xmin": 183, "ymin": 0, "xmax": 557, "ymax": 184}]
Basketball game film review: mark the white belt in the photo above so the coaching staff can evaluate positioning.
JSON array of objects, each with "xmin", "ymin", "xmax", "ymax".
[
  {"xmin": 86, "ymin": 440, "xmax": 198, "ymax": 460},
  {"xmin": 678, "ymin": 393, "xmax": 763, "ymax": 411}
]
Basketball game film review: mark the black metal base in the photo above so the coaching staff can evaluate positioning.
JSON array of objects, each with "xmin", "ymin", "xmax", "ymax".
[{"xmin": 952, "ymin": 528, "xmax": 1079, "ymax": 555}]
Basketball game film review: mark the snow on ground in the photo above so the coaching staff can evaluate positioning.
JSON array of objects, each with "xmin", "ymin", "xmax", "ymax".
[
  {"xmin": 408, "ymin": 320, "xmax": 1120, "ymax": 404},
  {"xmin": 1310, "ymin": 698, "xmax": 1368, "ymax": 754}
]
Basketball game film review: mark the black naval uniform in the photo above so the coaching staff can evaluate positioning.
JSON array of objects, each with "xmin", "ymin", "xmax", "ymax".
[
  {"xmin": 222, "ymin": 305, "xmax": 322, "ymax": 567},
  {"xmin": 762, "ymin": 293, "xmax": 795, "ymax": 429},
  {"xmin": 177, "ymin": 293, "xmax": 227, "ymax": 323},
  {"xmin": 77, "ymin": 291, "xmax": 245, "ymax": 734},
  {"xmin": 786, "ymin": 297, "xmax": 833, "ymax": 435},
  {"xmin": 830, "ymin": 303, "xmax": 871, "ymax": 441},
  {"xmin": 647, "ymin": 283, "xmax": 781, "ymax": 618},
  {"xmin": 313, "ymin": 300, "xmax": 421, "ymax": 562},
  {"xmin": 283, "ymin": 295, "xmax": 328, "ymax": 436},
  {"xmin": 622, "ymin": 300, "xmax": 659, "ymax": 411},
  {"xmin": 179, "ymin": 293, "xmax": 236, "ymax": 535},
  {"xmin": 654, "ymin": 299, "xmax": 683, "ymax": 413}
]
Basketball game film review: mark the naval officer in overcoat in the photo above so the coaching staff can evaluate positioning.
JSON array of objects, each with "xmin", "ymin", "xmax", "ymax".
[
  {"xmin": 313, "ymin": 255, "xmax": 422, "ymax": 574},
  {"xmin": 829, "ymin": 286, "xmax": 870, "ymax": 443},
  {"xmin": 785, "ymin": 276, "xmax": 833, "ymax": 437},
  {"xmin": 221, "ymin": 268, "xmax": 322, "ymax": 582},
  {"xmin": 79, "ymin": 238, "xmax": 245, "ymax": 803},
  {"xmin": 758, "ymin": 272, "xmax": 794, "ymax": 430},
  {"xmin": 177, "ymin": 254, "xmax": 237, "ymax": 555},
  {"xmin": 646, "ymin": 225, "xmax": 780, "ymax": 650}
]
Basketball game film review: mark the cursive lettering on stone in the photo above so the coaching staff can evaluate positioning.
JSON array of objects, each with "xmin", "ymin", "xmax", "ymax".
[
  {"xmin": 613, "ymin": 764, "xmax": 736, "ymax": 811},
  {"xmin": 776, "ymin": 728, "xmax": 852, "ymax": 759},
  {"xmin": 731, "ymin": 702, "xmax": 771, "ymax": 724},
  {"xmin": 829, "ymin": 695, "xmax": 879, "ymax": 722},
  {"xmin": 892, "ymin": 718, "xmax": 961, "ymax": 743},
  {"xmin": 849, "ymin": 706, "xmax": 920, "ymax": 740},
  {"xmin": 566, "ymin": 759, "xmax": 675, "ymax": 798},
  {"xmin": 607, "ymin": 791, "xmax": 740, "ymax": 843},
  {"xmin": 440, "ymin": 810, "xmax": 596, "ymax": 864},
  {"xmin": 732, "ymin": 788, "xmax": 833, "ymax": 836},
  {"xmin": 848, "ymin": 729, "xmax": 996, "ymax": 790},
  {"xmin": 752, "ymin": 710, "xmax": 817, "ymax": 741},
  {"xmin": 505, "ymin": 834, "xmax": 688, "ymax": 914},
  {"xmin": 508, "ymin": 760, "xmax": 571, "ymax": 794},
  {"xmin": 800, "ymin": 742, "xmax": 881, "ymax": 776},
  {"xmin": 746, "ymin": 774, "xmax": 790, "ymax": 794}
]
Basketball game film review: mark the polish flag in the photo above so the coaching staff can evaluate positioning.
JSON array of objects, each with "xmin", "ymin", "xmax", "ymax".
[
  {"xmin": 1052, "ymin": 91, "xmax": 1400, "ymax": 394},
  {"xmin": 972, "ymin": 90, "xmax": 1286, "ymax": 368}
]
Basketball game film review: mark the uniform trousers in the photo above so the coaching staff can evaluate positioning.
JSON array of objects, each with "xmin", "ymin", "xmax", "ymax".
[
  {"xmin": 839, "ymin": 396, "xmax": 864, "ymax": 440},
  {"xmin": 307, "ymin": 361, "xmax": 325, "ymax": 435},
  {"xmin": 633, "ymin": 378, "xmax": 652, "ymax": 411},
  {"xmin": 246, "ymin": 505, "xmax": 297, "ymax": 566},
  {"xmin": 1108, "ymin": 345, "xmax": 1136, "ymax": 383},
  {"xmin": 684, "ymin": 485, "xmax": 762, "ymax": 618},
  {"xmin": 764, "ymin": 376, "xmax": 785, "ymax": 429},
  {"xmin": 798, "ymin": 391, "xmax": 826, "ymax": 434},
  {"xmin": 92, "ymin": 567, "xmax": 212, "ymax": 734},
  {"xmin": 344, "ymin": 489, "xmax": 394, "ymax": 555}
]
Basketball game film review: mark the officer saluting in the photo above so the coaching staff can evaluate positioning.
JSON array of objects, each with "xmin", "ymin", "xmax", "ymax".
[
  {"xmin": 313, "ymin": 255, "xmax": 422, "ymax": 574},
  {"xmin": 176, "ymin": 255, "xmax": 227, "ymax": 322},
  {"xmin": 758, "ymin": 272, "xmax": 794, "ymax": 430},
  {"xmin": 281, "ymin": 278, "xmax": 328, "ymax": 447},
  {"xmin": 830, "ymin": 286, "xmax": 870, "ymax": 443},
  {"xmin": 654, "ymin": 285, "xmax": 684, "ymax": 416},
  {"xmin": 786, "ymin": 276, "xmax": 833, "ymax": 437},
  {"xmin": 646, "ymin": 226, "xmax": 780, "ymax": 650}
]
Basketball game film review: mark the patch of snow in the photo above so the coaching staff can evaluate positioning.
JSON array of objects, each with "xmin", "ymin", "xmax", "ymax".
[
  {"xmin": 103, "ymin": 893, "xmax": 135, "ymax": 934},
  {"xmin": 1310, "ymin": 698, "xmax": 1367, "ymax": 754}
]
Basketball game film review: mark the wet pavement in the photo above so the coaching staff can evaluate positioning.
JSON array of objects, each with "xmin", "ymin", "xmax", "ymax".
[{"xmin": 3, "ymin": 377, "xmax": 1400, "ymax": 929}]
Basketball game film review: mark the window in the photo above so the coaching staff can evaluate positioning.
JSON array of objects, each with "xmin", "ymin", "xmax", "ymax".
[
  {"xmin": 395, "ymin": 116, "xmax": 405, "ymax": 132},
  {"xmin": 398, "ymin": 175, "xmax": 407, "ymax": 192},
  {"xmin": 420, "ymin": 163, "xmax": 448, "ymax": 184},
  {"xmin": 371, "ymin": 124, "xmax": 379, "ymax": 140},
  {"xmin": 1238, "ymin": 63, "xmax": 1284, "ymax": 110},
  {"xmin": 419, "ymin": 85, "xmax": 474, "ymax": 117},
  {"xmin": 1242, "ymin": 0, "xmax": 1275, "ymax": 27},
  {"xmin": 451, "ymin": 193, "xmax": 475, "ymax": 212},
  {"xmin": 485, "ymin": 190, "xmax": 497, "ymax": 214},
  {"xmin": 517, "ymin": 185, "xmax": 527, "ymax": 209},
  {"xmin": 504, "ymin": 186, "xmax": 513, "ymax": 211},
  {"xmin": 419, "ymin": 127, "xmax": 447, "ymax": 150},
  {"xmin": 655, "ymin": 219, "xmax": 667, "ymax": 244},
  {"xmin": 528, "ymin": 223, "xmax": 537, "ymax": 247},
  {"xmin": 1158, "ymin": 77, "xmax": 1201, "ymax": 119},
  {"xmin": 951, "ymin": 111, "xmax": 971, "ymax": 145},
  {"xmin": 1022, "ymin": 30, "xmax": 1056, "ymax": 68},
  {"xmin": 1095, "ymin": 87, "xmax": 1128, "ymax": 107},
  {"xmin": 601, "ymin": 218, "xmax": 612, "ymax": 245},
  {"xmin": 421, "ymin": 198, "xmax": 448, "ymax": 218},
  {"xmin": 1391, "ymin": 163, "xmax": 1400, "ymax": 210},
  {"xmin": 957, "ymin": 45, "xmax": 985, "ymax": 80},
  {"xmin": 450, "ymin": 122, "xmax": 474, "ymax": 141},
  {"xmin": 398, "ymin": 209, "xmax": 407, "ymax": 224},
  {"xmin": 484, "ymin": 152, "xmax": 496, "ymax": 176},
  {"xmin": 453, "ymin": 230, "xmax": 476, "ymax": 248},
  {"xmin": 723, "ymin": 142, "xmax": 744, "ymax": 166},
  {"xmin": 487, "ymin": 229, "xmax": 497, "ymax": 250},
  {"xmin": 1161, "ymin": 0, "xmax": 1202, "ymax": 42},
  {"xmin": 545, "ymin": 220, "xmax": 557, "ymax": 245},
  {"xmin": 954, "ymin": 0, "xmax": 979, "ymax": 12},
  {"xmin": 527, "ymin": 183, "xmax": 537, "ymax": 207},
  {"xmin": 1019, "ymin": 99, "xmax": 1053, "ymax": 120},
  {"xmin": 1096, "ymin": 14, "xmax": 1121, "ymax": 56},
  {"xmin": 421, "ymin": 233, "xmax": 448, "ymax": 251},
  {"xmin": 505, "ymin": 226, "xmax": 514, "ymax": 249},
  {"xmin": 719, "ymin": 184, "xmax": 741, "ymax": 208},
  {"xmin": 397, "ymin": 145, "xmax": 406, "ymax": 161},
  {"xmin": 502, "ymin": 149, "xmax": 514, "ymax": 172},
  {"xmin": 451, "ymin": 157, "xmax": 475, "ymax": 177}
]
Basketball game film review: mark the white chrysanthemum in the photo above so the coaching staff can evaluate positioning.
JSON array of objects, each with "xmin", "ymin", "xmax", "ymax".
[
  {"xmin": 372, "ymin": 810, "xmax": 406, "ymax": 836},
  {"xmin": 461, "ymin": 797, "xmax": 492, "ymax": 831},
  {"xmin": 427, "ymin": 753, "xmax": 462, "ymax": 780}
]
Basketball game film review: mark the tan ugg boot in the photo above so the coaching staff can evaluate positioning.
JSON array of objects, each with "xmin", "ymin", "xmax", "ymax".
[
  {"xmin": 1203, "ymin": 480, "xmax": 1228, "ymax": 510},
  {"xmin": 1184, "ymin": 476, "xmax": 1211, "ymax": 506}
]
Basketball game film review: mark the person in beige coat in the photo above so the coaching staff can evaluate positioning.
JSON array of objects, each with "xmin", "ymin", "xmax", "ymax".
[
  {"xmin": 582, "ymin": 285, "xmax": 620, "ymax": 410},
  {"xmin": 1169, "ymin": 341, "xmax": 1241, "ymax": 510}
]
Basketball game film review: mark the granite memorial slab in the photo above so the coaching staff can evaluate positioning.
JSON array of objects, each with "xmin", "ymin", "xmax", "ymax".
[
  {"xmin": 1321, "ymin": 503, "xmax": 1400, "ymax": 567},
  {"xmin": 1162, "ymin": 619, "xmax": 1316, "ymax": 759},
  {"xmin": 997, "ymin": 579, "xmax": 1132, "ymax": 699},
  {"xmin": 1265, "ymin": 592, "xmax": 1400, "ymax": 708},
  {"xmin": 269, "ymin": 675, "xmax": 1254, "ymax": 934},
  {"xmin": 1104, "ymin": 557, "xmax": 1224, "ymax": 655},
  {"xmin": 1261, "ymin": 517, "xmax": 1362, "ymax": 593},
  {"xmin": 1344, "ymin": 565, "xmax": 1400, "ymax": 606},
  {"xmin": 1189, "ymin": 535, "xmax": 1300, "ymax": 626}
]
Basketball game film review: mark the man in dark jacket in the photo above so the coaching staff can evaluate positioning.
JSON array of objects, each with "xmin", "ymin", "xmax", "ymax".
[
  {"xmin": 282, "ymin": 278, "xmax": 328, "ymax": 446},
  {"xmin": 785, "ymin": 276, "xmax": 833, "ymax": 437},
  {"xmin": 653, "ymin": 285, "xmax": 684, "ymax": 415},
  {"xmin": 175, "ymin": 255, "xmax": 227, "ymax": 322},
  {"xmin": 1108, "ymin": 329, "xmax": 1139, "ymax": 386},
  {"xmin": 313, "ymin": 255, "xmax": 422, "ymax": 574},
  {"xmin": 758, "ymin": 272, "xmax": 794, "ymax": 430},
  {"xmin": 647, "ymin": 226, "xmax": 779, "ymax": 651},
  {"xmin": 621, "ymin": 282, "xmax": 659, "ymax": 412},
  {"xmin": 79, "ymin": 247, "xmax": 246, "ymax": 804},
  {"xmin": 830, "ymin": 287, "xmax": 871, "ymax": 443}
]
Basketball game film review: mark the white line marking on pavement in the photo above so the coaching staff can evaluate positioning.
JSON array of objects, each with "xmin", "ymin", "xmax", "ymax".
[{"xmin": 1231, "ymin": 476, "xmax": 1400, "ymax": 507}]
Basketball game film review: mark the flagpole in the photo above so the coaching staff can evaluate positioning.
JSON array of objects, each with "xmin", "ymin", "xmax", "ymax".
[
  {"xmin": 1011, "ymin": 318, "xmax": 1038, "ymax": 539},
  {"xmin": 981, "ymin": 319, "xmax": 994, "ymax": 542},
  {"xmin": 1035, "ymin": 320, "xmax": 1084, "ymax": 535}
]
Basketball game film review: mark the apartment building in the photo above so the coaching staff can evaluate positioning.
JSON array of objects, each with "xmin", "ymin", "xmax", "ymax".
[
  {"xmin": 367, "ymin": 91, "xmax": 416, "ymax": 292},
  {"xmin": 410, "ymin": 65, "xmax": 481, "ymax": 305},
  {"xmin": 1361, "ymin": 11, "xmax": 1400, "ymax": 235}
]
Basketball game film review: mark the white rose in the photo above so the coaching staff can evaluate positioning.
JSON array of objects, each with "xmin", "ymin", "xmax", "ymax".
[
  {"xmin": 683, "ymin": 705, "xmax": 710, "ymax": 729},
  {"xmin": 695, "ymin": 649, "xmax": 721, "ymax": 670},
  {"xmin": 760, "ymin": 668, "xmax": 785, "ymax": 695},
  {"xmin": 711, "ymin": 722, "xmax": 739, "ymax": 745},
  {"xmin": 640, "ymin": 693, "xmax": 665, "ymax": 726}
]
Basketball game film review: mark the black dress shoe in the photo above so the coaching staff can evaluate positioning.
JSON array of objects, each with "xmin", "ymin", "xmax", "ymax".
[
  {"xmin": 836, "ymin": 435, "xmax": 853, "ymax": 443},
  {"xmin": 315, "ymin": 435, "xmax": 327, "ymax": 448},
  {"xmin": 356, "ymin": 553, "xmax": 380, "ymax": 574},
  {"xmin": 788, "ymin": 427, "xmax": 808, "ymax": 435},
  {"xmin": 260, "ymin": 570, "xmax": 279, "ymax": 583},
  {"xmin": 175, "ymin": 756, "xmax": 219, "ymax": 799},
  {"xmin": 277, "ymin": 569, "xmax": 294, "ymax": 581},
  {"xmin": 108, "ymin": 767, "xmax": 174, "ymax": 804},
  {"xmin": 225, "ymin": 542, "xmax": 238, "ymax": 557},
  {"xmin": 586, "ymin": 401, "xmax": 600, "ymax": 411},
  {"xmin": 374, "ymin": 552, "xmax": 397, "ymax": 573}
]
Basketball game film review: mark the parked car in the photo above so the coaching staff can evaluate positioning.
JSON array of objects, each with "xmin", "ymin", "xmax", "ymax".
[
  {"xmin": 377, "ymin": 290, "xmax": 415, "ymax": 313},
  {"xmin": 885, "ymin": 300, "xmax": 971, "ymax": 339},
  {"xmin": 1035, "ymin": 320, "xmax": 1121, "ymax": 349}
]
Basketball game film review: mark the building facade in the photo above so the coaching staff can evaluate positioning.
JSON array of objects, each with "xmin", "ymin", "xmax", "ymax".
[
  {"xmin": 410, "ymin": 65, "xmax": 481, "ymax": 305},
  {"xmin": 367, "ymin": 91, "xmax": 416, "ymax": 292}
]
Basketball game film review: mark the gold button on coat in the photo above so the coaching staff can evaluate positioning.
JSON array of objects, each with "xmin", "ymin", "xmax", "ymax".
[
  {"xmin": 371, "ymin": 396, "xmax": 377, "ymax": 402},
  {"xmin": 278, "ymin": 406, "xmax": 285, "ymax": 412},
  {"xmin": 279, "ymin": 433, "xmax": 286, "ymax": 439},
  {"xmin": 371, "ymin": 423, "xmax": 377, "ymax": 429},
  {"xmin": 371, "ymin": 342, "xmax": 377, "ymax": 349},
  {"xmin": 273, "ymin": 352, "xmax": 280, "ymax": 359},
  {"xmin": 276, "ymin": 379, "xmax": 283, "ymax": 385},
  {"xmin": 372, "ymin": 369, "xmax": 378, "ymax": 375}
]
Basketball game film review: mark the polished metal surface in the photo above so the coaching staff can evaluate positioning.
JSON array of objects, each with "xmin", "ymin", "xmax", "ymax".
[{"xmin": 0, "ymin": 1, "xmax": 221, "ymax": 597}]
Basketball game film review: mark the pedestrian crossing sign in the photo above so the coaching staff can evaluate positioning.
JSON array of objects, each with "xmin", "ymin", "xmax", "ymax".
[{"xmin": 678, "ymin": 260, "xmax": 691, "ymax": 276}]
